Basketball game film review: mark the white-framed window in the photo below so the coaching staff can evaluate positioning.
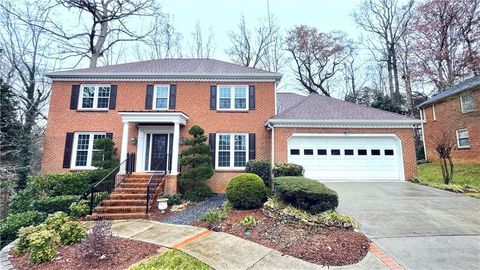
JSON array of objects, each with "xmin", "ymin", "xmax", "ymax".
[
  {"xmin": 456, "ymin": 129, "xmax": 470, "ymax": 149},
  {"xmin": 216, "ymin": 133, "xmax": 248, "ymax": 169},
  {"xmin": 460, "ymin": 93, "xmax": 477, "ymax": 113},
  {"xmin": 79, "ymin": 84, "xmax": 110, "ymax": 110},
  {"xmin": 153, "ymin": 85, "xmax": 170, "ymax": 110},
  {"xmin": 217, "ymin": 85, "xmax": 248, "ymax": 110},
  {"xmin": 72, "ymin": 132, "xmax": 106, "ymax": 169},
  {"xmin": 432, "ymin": 105, "xmax": 436, "ymax": 121}
]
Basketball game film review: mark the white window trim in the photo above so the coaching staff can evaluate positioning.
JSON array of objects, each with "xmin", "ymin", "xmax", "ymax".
[
  {"xmin": 215, "ymin": 133, "xmax": 249, "ymax": 170},
  {"xmin": 152, "ymin": 84, "xmax": 170, "ymax": 110},
  {"xmin": 71, "ymin": 132, "xmax": 107, "ymax": 170},
  {"xmin": 456, "ymin": 129, "xmax": 470, "ymax": 149},
  {"xmin": 78, "ymin": 84, "xmax": 111, "ymax": 110},
  {"xmin": 460, "ymin": 94, "xmax": 477, "ymax": 113},
  {"xmin": 216, "ymin": 85, "xmax": 249, "ymax": 111},
  {"xmin": 432, "ymin": 105, "xmax": 436, "ymax": 121}
]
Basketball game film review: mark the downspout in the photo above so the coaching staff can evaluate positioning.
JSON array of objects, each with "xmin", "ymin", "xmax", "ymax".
[
  {"xmin": 420, "ymin": 108, "xmax": 427, "ymax": 160},
  {"xmin": 267, "ymin": 121, "xmax": 275, "ymax": 190}
]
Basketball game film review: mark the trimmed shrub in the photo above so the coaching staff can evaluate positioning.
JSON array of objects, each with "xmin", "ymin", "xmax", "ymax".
[
  {"xmin": 69, "ymin": 201, "xmax": 90, "ymax": 218},
  {"xmin": 30, "ymin": 173, "xmax": 90, "ymax": 196},
  {"xmin": 0, "ymin": 211, "xmax": 45, "ymax": 248},
  {"xmin": 8, "ymin": 187, "xmax": 37, "ymax": 214},
  {"xmin": 43, "ymin": 211, "xmax": 70, "ymax": 231},
  {"xmin": 33, "ymin": 195, "xmax": 80, "ymax": 214},
  {"xmin": 164, "ymin": 193, "xmax": 182, "ymax": 205},
  {"xmin": 59, "ymin": 221, "xmax": 87, "ymax": 245},
  {"xmin": 183, "ymin": 185, "xmax": 213, "ymax": 202},
  {"xmin": 274, "ymin": 177, "xmax": 338, "ymax": 213},
  {"xmin": 26, "ymin": 229, "xmax": 60, "ymax": 264},
  {"xmin": 226, "ymin": 173, "xmax": 267, "ymax": 209},
  {"xmin": 14, "ymin": 226, "xmax": 37, "ymax": 254},
  {"xmin": 272, "ymin": 163, "xmax": 304, "ymax": 177},
  {"xmin": 201, "ymin": 209, "xmax": 226, "ymax": 224},
  {"xmin": 245, "ymin": 160, "xmax": 272, "ymax": 187}
]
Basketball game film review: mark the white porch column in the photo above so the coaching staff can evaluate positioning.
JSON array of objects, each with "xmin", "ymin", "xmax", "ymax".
[
  {"xmin": 170, "ymin": 122, "xmax": 180, "ymax": 175},
  {"xmin": 119, "ymin": 121, "xmax": 129, "ymax": 173}
]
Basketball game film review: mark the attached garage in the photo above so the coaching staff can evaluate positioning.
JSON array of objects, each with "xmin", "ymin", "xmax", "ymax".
[
  {"xmin": 287, "ymin": 134, "xmax": 404, "ymax": 181},
  {"xmin": 269, "ymin": 93, "xmax": 423, "ymax": 182}
]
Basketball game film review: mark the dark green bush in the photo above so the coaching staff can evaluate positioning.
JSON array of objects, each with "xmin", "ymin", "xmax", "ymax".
[
  {"xmin": 33, "ymin": 195, "xmax": 80, "ymax": 214},
  {"xmin": 226, "ymin": 173, "xmax": 267, "ymax": 209},
  {"xmin": 69, "ymin": 201, "xmax": 90, "ymax": 218},
  {"xmin": 8, "ymin": 187, "xmax": 37, "ymax": 214},
  {"xmin": 245, "ymin": 160, "xmax": 272, "ymax": 187},
  {"xmin": 30, "ymin": 173, "xmax": 90, "ymax": 196},
  {"xmin": 0, "ymin": 211, "xmax": 45, "ymax": 248},
  {"xmin": 91, "ymin": 138, "xmax": 119, "ymax": 170},
  {"xmin": 183, "ymin": 185, "xmax": 213, "ymax": 202},
  {"xmin": 272, "ymin": 163, "xmax": 304, "ymax": 177},
  {"xmin": 164, "ymin": 193, "xmax": 182, "ymax": 205},
  {"xmin": 274, "ymin": 177, "xmax": 338, "ymax": 213}
]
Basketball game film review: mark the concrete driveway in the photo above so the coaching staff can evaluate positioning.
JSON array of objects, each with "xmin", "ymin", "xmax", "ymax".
[{"xmin": 324, "ymin": 182, "xmax": 480, "ymax": 270}]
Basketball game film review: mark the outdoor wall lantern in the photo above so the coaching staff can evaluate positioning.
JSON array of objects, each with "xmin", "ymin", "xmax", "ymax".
[
  {"xmin": 130, "ymin": 137, "xmax": 137, "ymax": 145},
  {"xmin": 179, "ymin": 137, "xmax": 185, "ymax": 145}
]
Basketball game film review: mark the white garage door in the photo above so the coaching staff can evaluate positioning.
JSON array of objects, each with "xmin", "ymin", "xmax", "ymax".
[{"xmin": 287, "ymin": 135, "xmax": 404, "ymax": 181}]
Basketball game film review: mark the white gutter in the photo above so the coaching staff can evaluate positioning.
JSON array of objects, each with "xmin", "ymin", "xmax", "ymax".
[{"xmin": 267, "ymin": 118, "xmax": 423, "ymax": 128}]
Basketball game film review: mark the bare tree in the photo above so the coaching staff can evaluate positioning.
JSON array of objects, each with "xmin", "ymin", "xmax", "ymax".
[
  {"xmin": 286, "ymin": 25, "xmax": 352, "ymax": 96},
  {"xmin": 226, "ymin": 15, "xmax": 279, "ymax": 70},
  {"xmin": 0, "ymin": 0, "xmax": 52, "ymax": 188},
  {"xmin": 433, "ymin": 129, "xmax": 455, "ymax": 184},
  {"xmin": 188, "ymin": 20, "xmax": 215, "ymax": 58},
  {"xmin": 342, "ymin": 45, "xmax": 367, "ymax": 103},
  {"xmin": 137, "ymin": 14, "xmax": 183, "ymax": 60},
  {"xmin": 354, "ymin": 0, "xmax": 414, "ymax": 102}
]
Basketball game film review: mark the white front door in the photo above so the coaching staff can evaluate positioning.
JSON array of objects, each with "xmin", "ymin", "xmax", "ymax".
[{"xmin": 287, "ymin": 134, "xmax": 404, "ymax": 181}]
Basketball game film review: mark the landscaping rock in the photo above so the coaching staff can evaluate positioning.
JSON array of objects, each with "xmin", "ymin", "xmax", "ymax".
[{"xmin": 159, "ymin": 195, "xmax": 226, "ymax": 225}]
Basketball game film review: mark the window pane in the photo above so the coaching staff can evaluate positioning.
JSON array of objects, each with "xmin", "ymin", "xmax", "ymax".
[
  {"xmin": 156, "ymin": 86, "xmax": 169, "ymax": 98},
  {"xmin": 371, "ymin": 149, "xmax": 381, "ymax": 156},
  {"xmin": 235, "ymin": 87, "xmax": 247, "ymax": 98},
  {"xmin": 75, "ymin": 151, "xmax": 88, "ymax": 166},
  {"xmin": 77, "ymin": 134, "xmax": 90, "ymax": 150},
  {"xmin": 234, "ymin": 135, "xmax": 246, "ymax": 150},
  {"xmin": 98, "ymin": 86, "xmax": 110, "ymax": 97},
  {"xmin": 385, "ymin": 149, "xmax": 394, "ymax": 156},
  {"xmin": 218, "ymin": 151, "xmax": 230, "ymax": 167},
  {"xmin": 318, "ymin": 149, "xmax": 327, "ymax": 155},
  {"xmin": 218, "ymin": 135, "xmax": 230, "ymax": 150},
  {"xmin": 156, "ymin": 98, "xmax": 168, "ymax": 109},
  {"xmin": 462, "ymin": 94, "xmax": 476, "ymax": 111},
  {"xmin": 219, "ymin": 98, "xmax": 231, "ymax": 109},
  {"xmin": 290, "ymin": 149, "xmax": 300, "ymax": 155},
  {"xmin": 345, "ymin": 149, "xmax": 354, "ymax": 155},
  {"xmin": 83, "ymin": 87, "xmax": 95, "ymax": 97},
  {"xmin": 457, "ymin": 130, "xmax": 468, "ymax": 139},
  {"xmin": 234, "ymin": 151, "xmax": 246, "ymax": 167},
  {"xmin": 82, "ymin": 98, "xmax": 94, "ymax": 108},
  {"xmin": 459, "ymin": 138, "xmax": 470, "ymax": 147},
  {"xmin": 97, "ymin": 98, "xmax": 109, "ymax": 108},
  {"xmin": 75, "ymin": 134, "xmax": 90, "ymax": 166},
  {"xmin": 304, "ymin": 149, "xmax": 313, "ymax": 155},
  {"xmin": 219, "ymin": 87, "xmax": 231, "ymax": 98},
  {"xmin": 358, "ymin": 149, "xmax": 367, "ymax": 156},
  {"xmin": 331, "ymin": 149, "xmax": 340, "ymax": 155},
  {"xmin": 235, "ymin": 98, "xmax": 246, "ymax": 109}
]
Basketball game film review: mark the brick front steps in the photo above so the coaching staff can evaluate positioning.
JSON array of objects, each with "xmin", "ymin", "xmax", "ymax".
[{"xmin": 91, "ymin": 173, "xmax": 165, "ymax": 220}]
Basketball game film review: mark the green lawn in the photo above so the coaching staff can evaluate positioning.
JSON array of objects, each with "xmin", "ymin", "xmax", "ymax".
[
  {"xmin": 417, "ymin": 163, "xmax": 480, "ymax": 197},
  {"xmin": 128, "ymin": 250, "xmax": 212, "ymax": 270}
]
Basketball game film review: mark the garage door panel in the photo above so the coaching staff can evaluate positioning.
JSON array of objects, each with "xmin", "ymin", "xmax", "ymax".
[{"xmin": 287, "ymin": 135, "xmax": 403, "ymax": 181}]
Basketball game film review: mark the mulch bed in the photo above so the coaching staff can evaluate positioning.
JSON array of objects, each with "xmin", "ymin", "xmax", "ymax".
[
  {"xmin": 193, "ymin": 209, "xmax": 370, "ymax": 266},
  {"xmin": 10, "ymin": 237, "xmax": 160, "ymax": 270}
]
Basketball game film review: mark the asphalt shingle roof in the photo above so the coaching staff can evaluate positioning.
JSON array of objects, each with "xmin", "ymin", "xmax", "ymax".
[
  {"xmin": 46, "ymin": 58, "xmax": 282, "ymax": 80},
  {"xmin": 274, "ymin": 92, "xmax": 416, "ymax": 121},
  {"xmin": 418, "ymin": 75, "xmax": 480, "ymax": 108},
  {"xmin": 277, "ymin": 92, "xmax": 308, "ymax": 113}
]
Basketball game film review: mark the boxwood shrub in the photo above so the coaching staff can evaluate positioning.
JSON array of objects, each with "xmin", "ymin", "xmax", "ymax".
[
  {"xmin": 0, "ymin": 211, "xmax": 45, "ymax": 248},
  {"xmin": 272, "ymin": 163, "xmax": 304, "ymax": 177},
  {"xmin": 30, "ymin": 172, "xmax": 99, "ymax": 196},
  {"xmin": 274, "ymin": 177, "xmax": 338, "ymax": 213},
  {"xmin": 245, "ymin": 160, "xmax": 272, "ymax": 187},
  {"xmin": 33, "ymin": 195, "xmax": 80, "ymax": 214},
  {"xmin": 226, "ymin": 173, "xmax": 267, "ymax": 209}
]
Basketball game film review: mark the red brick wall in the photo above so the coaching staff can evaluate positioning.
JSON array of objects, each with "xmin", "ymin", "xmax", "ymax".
[
  {"xmin": 273, "ymin": 127, "xmax": 417, "ymax": 180},
  {"xmin": 422, "ymin": 89, "xmax": 480, "ymax": 163},
  {"xmin": 42, "ymin": 81, "xmax": 275, "ymax": 193}
]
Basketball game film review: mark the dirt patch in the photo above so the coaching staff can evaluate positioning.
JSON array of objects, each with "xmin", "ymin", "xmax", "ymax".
[
  {"xmin": 193, "ymin": 209, "xmax": 370, "ymax": 266},
  {"xmin": 10, "ymin": 237, "xmax": 161, "ymax": 270}
]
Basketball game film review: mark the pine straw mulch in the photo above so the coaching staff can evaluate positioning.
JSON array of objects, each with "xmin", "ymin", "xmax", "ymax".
[
  {"xmin": 193, "ymin": 209, "xmax": 370, "ymax": 266},
  {"xmin": 10, "ymin": 237, "xmax": 161, "ymax": 270}
]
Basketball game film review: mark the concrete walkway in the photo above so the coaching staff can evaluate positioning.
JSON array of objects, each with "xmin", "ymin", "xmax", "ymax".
[
  {"xmin": 324, "ymin": 182, "xmax": 480, "ymax": 270},
  {"xmin": 108, "ymin": 219, "xmax": 388, "ymax": 270}
]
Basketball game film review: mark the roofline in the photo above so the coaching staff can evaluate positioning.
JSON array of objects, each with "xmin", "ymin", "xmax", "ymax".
[
  {"xmin": 45, "ymin": 73, "xmax": 283, "ymax": 82},
  {"xmin": 266, "ymin": 119, "xmax": 422, "ymax": 129},
  {"xmin": 418, "ymin": 83, "xmax": 479, "ymax": 108}
]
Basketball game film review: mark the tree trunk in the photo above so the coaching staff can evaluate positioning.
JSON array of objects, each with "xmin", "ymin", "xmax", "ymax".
[
  {"xmin": 392, "ymin": 46, "xmax": 401, "ymax": 103},
  {"xmin": 440, "ymin": 158, "xmax": 447, "ymax": 184},
  {"xmin": 447, "ymin": 156, "xmax": 454, "ymax": 184},
  {"xmin": 404, "ymin": 72, "xmax": 413, "ymax": 114},
  {"xmin": 386, "ymin": 43, "xmax": 395, "ymax": 97}
]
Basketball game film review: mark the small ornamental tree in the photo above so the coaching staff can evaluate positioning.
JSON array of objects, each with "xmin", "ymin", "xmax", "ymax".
[
  {"xmin": 92, "ymin": 138, "xmax": 118, "ymax": 170},
  {"xmin": 179, "ymin": 125, "xmax": 214, "ymax": 201}
]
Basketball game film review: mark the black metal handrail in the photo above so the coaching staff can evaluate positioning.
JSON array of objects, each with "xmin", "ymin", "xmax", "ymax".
[
  {"xmin": 145, "ymin": 153, "xmax": 170, "ymax": 214},
  {"xmin": 88, "ymin": 154, "xmax": 135, "ymax": 215}
]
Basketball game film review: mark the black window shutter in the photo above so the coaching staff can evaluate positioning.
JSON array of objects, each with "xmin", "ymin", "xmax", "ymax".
[
  {"xmin": 109, "ymin": 85, "xmax": 117, "ymax": 110},
  {"xmin": 249, "ymin": 133, "xmax": 256, "ymax": 160},
  {"xmin": 70, "ymin": 85, "xmax": 80, "ymax": 109},
  {"xmin": 169, "ymin": 85, "xmax": 177, "ymax": 109},
  {"xmin": 249, "ymin": 85, "xmax": 255, "ymax": 110},
  {"xmin": 106, "ymin": 132, "xmax": 113, "ymax": 140},
  {"xmin": 145, "ymin": 85, "xmax": 154, "ymax": 109},
  {"xmin": 210, "ymin": 86, "xmax": 217, "ymax": 110},
  {"xmin": 62, "ymin": 132, "xmax": 74, "ymax": 168},
  {"xmin": 209, "ymin": 133, "xmax": 216, "ymax": 166}
]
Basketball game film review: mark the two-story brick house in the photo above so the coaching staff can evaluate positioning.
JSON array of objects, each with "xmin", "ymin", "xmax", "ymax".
[
  {"xmin": 418, "ymin": 76, "xmax": 480, "ymax": 163},
  {"xmin": 43, "ymin": 59, "xmax": 421, "ymax": 198}
]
